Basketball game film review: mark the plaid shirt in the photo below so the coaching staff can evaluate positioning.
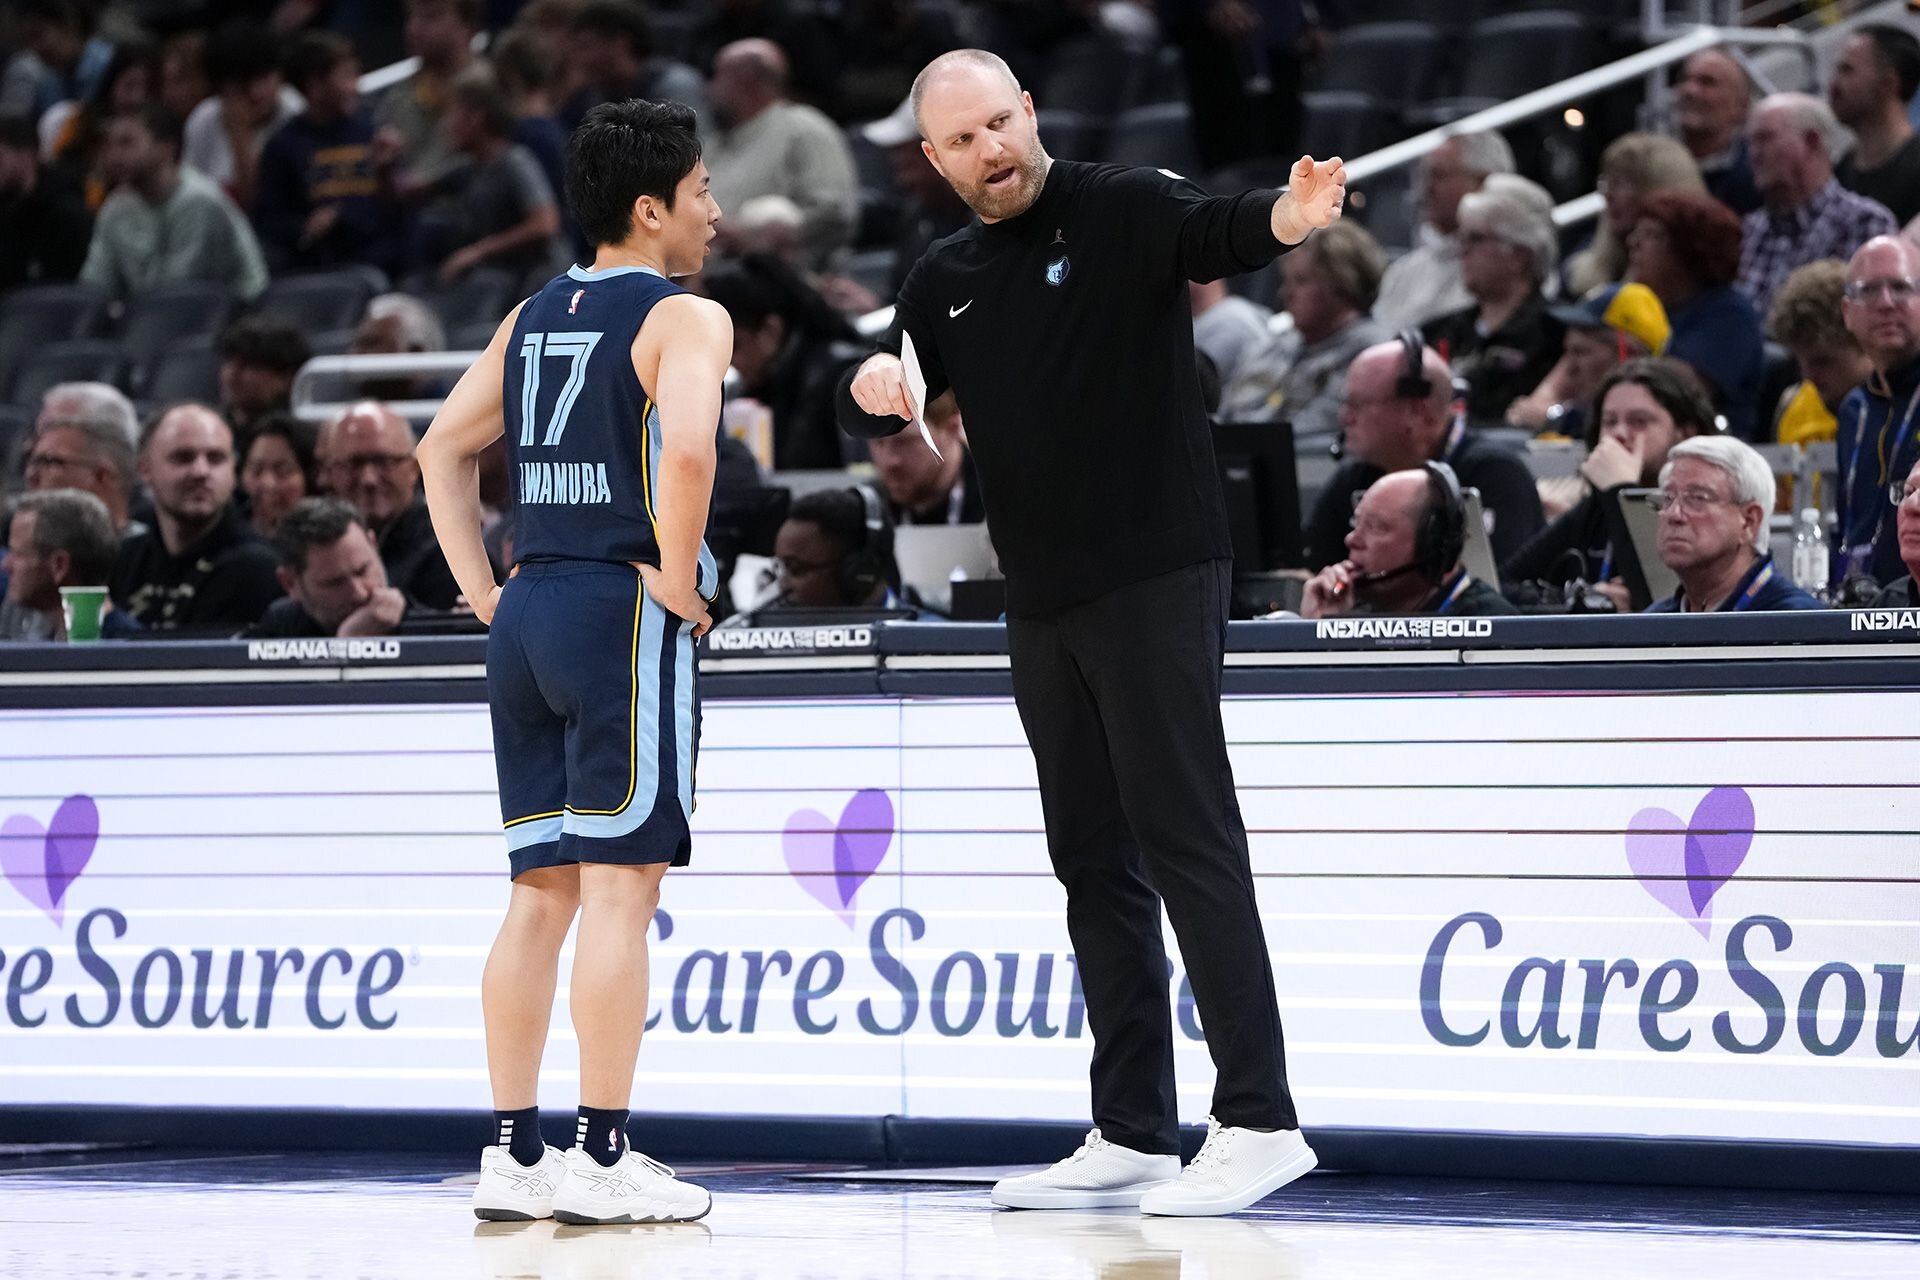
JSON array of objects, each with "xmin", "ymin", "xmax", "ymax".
[{"xmin": 1738, "ymin": 179, "xmax": 1897, "ymax": 316}]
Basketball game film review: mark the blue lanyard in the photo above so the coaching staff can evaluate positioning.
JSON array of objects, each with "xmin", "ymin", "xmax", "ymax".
[
  {"xmin": 1730, "ymin": 561, "xmax": 1774, "ymax": 612},
  {"xmin": 1435, "ymin": 573, "xmax": 1472, "ymax": 615}
]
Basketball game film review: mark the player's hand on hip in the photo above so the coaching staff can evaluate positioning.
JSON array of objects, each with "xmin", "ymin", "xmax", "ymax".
[
  {"xmin": 851, "ymin": 353, "xmax": 915, "ymax": 420},
  {"xmin": 638, "ymin": 563, "xmax": 714, "ymax": 638},
  {"xmin": 1281, "ymin": 155, "xmax": 1347, "ymax": 233},
  {"xmin": 466, "ymin": 584, "xmax": 504, "ymax": 627}
]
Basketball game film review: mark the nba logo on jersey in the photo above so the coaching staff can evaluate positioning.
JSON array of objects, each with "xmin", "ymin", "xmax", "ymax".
[
  {"xmin": 1045, "ymin": 255, "xmax": 1071, "ymax": 287},
  {"xmin": 568, "ymin": 289, "xmax": 585, "ymax": 315}
]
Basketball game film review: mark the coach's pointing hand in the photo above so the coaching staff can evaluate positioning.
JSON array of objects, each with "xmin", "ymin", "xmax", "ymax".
[
  {"xmin": 851, "ymin": 352, "xmax": 916, "ymax": 421},
  {"xmin": 1272, "ymin": 155, "xmax": 1347, "ymax": 245}
]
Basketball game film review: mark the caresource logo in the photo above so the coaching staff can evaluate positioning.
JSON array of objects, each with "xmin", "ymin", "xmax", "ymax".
[
  {"xmin": 1, "ymin": 795, "xmax": 408, "ymax": 1032},
  {"xmin": 1625, "ymin": 785, "xmax": 1752, "ymax": 938},
  {"xmin": 1419, "ymin": 786, "xmax": 1918, "ymax": 1059},
  {"xmin": 784, "ymin": 789, "xmax": 893, "ymax": 927},
  {"xmin": 1, "ymin": 794, "xmax": 97, "ymax": 926}
]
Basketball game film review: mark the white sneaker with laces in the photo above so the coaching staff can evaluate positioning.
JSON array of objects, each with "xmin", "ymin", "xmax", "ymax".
[
  {"xmin": 1138, "ymin": 1117, "xmax": 1317, "ymax": 1217},
  {"xmin": 472, "ymin": 1145, "xmax": 567, "ymax": 1221},
  {"xmin": 550, "ymin": 1145, "xmax": 713, "ymax": 1225},
  {"xmin": 990, "ymin": 1128, "xmax": 1181, "ymax": 1209}
]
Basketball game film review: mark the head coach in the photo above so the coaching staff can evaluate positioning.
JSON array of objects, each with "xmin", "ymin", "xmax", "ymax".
[{"xmin": 835, "ymin": 49, "xmax": 1345, "ymax": 1218}]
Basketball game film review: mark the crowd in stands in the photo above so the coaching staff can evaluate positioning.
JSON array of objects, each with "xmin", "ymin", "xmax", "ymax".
[{"xmin": 4, "ymin": 1, "xmax": 1920, "ymax": 639}]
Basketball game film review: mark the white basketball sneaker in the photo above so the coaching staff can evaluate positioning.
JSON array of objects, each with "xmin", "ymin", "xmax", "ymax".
[
  {"xmin": 991, "ymin": 1128, "xmax": 1181, "ymax": 1210},
  {"xmin": 1138, "ymin": 1117, "xmax": 1317, "ymax": 1217},
  {"xmin": 550, "ymin": 1146, "xmax": 713, "ymax": 1225},
  {"xmin": 472, "ymin": 1145, "xmax": 567, "ymax": 1221}
]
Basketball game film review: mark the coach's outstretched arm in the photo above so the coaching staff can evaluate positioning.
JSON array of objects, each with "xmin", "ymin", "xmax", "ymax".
[
  {"xmin": 642, "ymin": 294, "xmax": 732, "ymax": 637},
  {"xmin": 1272, "ymin": 155, "xmax": 1347, "ymax": 245},
  {"xmin": 419, "ymin": 302, "xmax": 524, "ymax": 626}
]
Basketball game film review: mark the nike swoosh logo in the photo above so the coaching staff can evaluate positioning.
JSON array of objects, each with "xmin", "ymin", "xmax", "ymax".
[{"xmin": 949, "ymin": 301, "xmax": 973, "ymax": 318}]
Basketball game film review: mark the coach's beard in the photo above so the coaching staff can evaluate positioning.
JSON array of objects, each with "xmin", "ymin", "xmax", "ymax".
[{"xmin": 954, "ymin": 141, "xmax": 1049, "ymax": 222}]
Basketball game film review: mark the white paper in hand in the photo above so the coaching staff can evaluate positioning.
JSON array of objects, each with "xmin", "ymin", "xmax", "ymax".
[{"xmin": 899, "ymin": 330, "xmax": 943, "ymax": 461}]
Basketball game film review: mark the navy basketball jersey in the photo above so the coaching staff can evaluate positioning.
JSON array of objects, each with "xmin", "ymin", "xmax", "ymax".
[{"xmin": 503, "ymin": 263, "xmax": 719, "ymax": 597}]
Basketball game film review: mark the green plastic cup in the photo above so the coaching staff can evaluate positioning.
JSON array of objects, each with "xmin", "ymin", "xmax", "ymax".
[{"xmin": 60, "ymin": 586, "xmax": 108, "ymax": 643}]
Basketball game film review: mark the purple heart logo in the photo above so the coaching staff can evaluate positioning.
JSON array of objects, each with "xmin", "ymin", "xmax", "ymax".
[
  {"xmin": 1, "ymin": 795, "xmax": 100, "ymax": 926},
  {"xmin": 783, "ymin": 789, "xmax": 894, "ymax": 927},
  {"xmin": 1625, "ymin": 786, "xmax": 1753, "ymax": 937}
]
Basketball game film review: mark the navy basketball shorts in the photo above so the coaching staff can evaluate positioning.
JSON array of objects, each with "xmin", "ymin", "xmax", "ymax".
[{"xmin": 487, "ymin": 559, "xmax": 700, "ymax": 879}]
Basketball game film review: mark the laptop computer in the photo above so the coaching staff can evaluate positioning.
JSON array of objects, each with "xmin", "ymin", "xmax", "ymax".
[{"xmin": 892, "ymin": 522, "xmax": 996, "ymax": 615}]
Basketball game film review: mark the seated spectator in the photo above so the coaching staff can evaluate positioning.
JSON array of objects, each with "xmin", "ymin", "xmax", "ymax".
[
  {"xmin": 728, "ymin": 193, "xmax": 810, "ymax": 265},
  {"xmin": 1868, "ymin": 457, "xmax": 1920, "ymax": 607},
  {"xmin": 762, "ymin": 487, "xmax": 900, "ymax": 611},
  {"xmin": 217, "ymin": 315, "xmax": 311, "ymax": 448},
  {"xmin": 1644, "ymin": 435, "xmax": 1821, "ymax": 612},
  {"xmin": 812, "ymin": 0, "xmax": 961, "ymax": 125},
  {"xmin": 156, "ymin": 31, "xmax": 209, "ymax": 123},
  {"xmin": 1737, "ymin": 93, "xmax": 1896, "ymax": 318},
  {"xmin": 1, "ymin": 489, "xmax": 137, "ymax": 642},
  {"xmin": 80, "ymin": 103, "xmax": 268, "ymax": 302},
  {"xmin": 244, "ymin": 497, "xmax": 417, "ymax": 638},
  {"xmin": 1835, "ymin": 235, "xmax": 1920, "ymax": 593},
  {"xmin": 318, "ymin": 401, "xmax": 466, "ymax": 609},
  {"xmin": 1190, "ymin": 279, "xmax": 1272, "ymax": 390},
  {"xmin": 868, "ymin": 393, "xmax": 982, "ymax": 525},
  {"xmin": 4, "ymin": 0, "xmax": 115, "ymax": 122},
  {"xmin": 702, "ymin": 254, "xmax": 867, "ymax": 470},
  {"xmin": 40, "ymin": 38, "xmax": 155, "ymax": 211},
  {"xmin": 1301, "ymin": 466, "xmax": 1518, "ymax": 621},
  {"xmin": 240, "ymin": 414, "xmax": 319, "ymax": 540},
  {"xmin": 512, "ymin": 0, "xmax": 590, "ymax": 105},
  {"xmin": 1307, "ymin": 340, "xmax": 1543, "ymax": 570},
  {"xmin": 255, "ymin": 30, "xmax": 402, "ymax": 274},
  {"xmin": 1423, "ymin": 183, "xmax": 1566, "ymax": 427},
  {"xmin": 1672, "ymin": 48, "xmax": 1760, "ymax": 215},
  {"xmin": 1219, "ymin": 220, "xmax": 1388, "ymax": 442},
  {"xmin": 706, "ymin": 38, "xmax": 858, "ymax": 265},
  {"xmin": 858, "ymin": 94, "xmax": 971, "ymax": 295},
  {"xmin": 1374, "ymin": 130, "xmax": 1514, "ymax": 330},
  {"xmin": 1766, "ymin": 260, "xmax": 1872, "ymax": 445},
  {"xmin": 563, "ymin": 0, "xmax": 710, "ymax": 131},
  {"xmin": 689, "ymin": 0, "xmax": 832, "ymax": 105},
  {"xmin": 1510, "ymin": 283, "xmax": 1669, "ymax": 438},
  {"xmin": 486, "ymin": 29, "xmax": 572, "ymax": 249},
  {"xmin": 109, "ymin": 403, "xmax": 282, "ymax": 633},
  {"xmin": 182, "ymin": 20, "xmax": 300, "ymax": 212},
  {"xmin": 1629, "ymin": 190, "xmax": 1764, "ymax": 440},
  {"xmin": 21, "ymin": 383, "xmax": 140, "ymax": 534},
  {"xmin": 1831, "ymin": 25, "xmax": 1920, "ymax": 226},
  {"xmin": 1564, "ymin": 133, "xmax": 1705, "ymax": 298},
  {"xmin": 418, "ymin": 66, "xmax": 564, "ymax": 289},
  {"xmin": 1502, "ymin": 358, "xmax": 1715, "ymax": 605},
  {"xmin": 0, "ymin": 112, "xmax": 90, "ymax": 286},
  {"xmin": 351, "ymin": 292, "xmax": 450, "ymax": 402},
  {"xmin": 377, "ymin": 0, "xmax": 482, "ymax": 197}
]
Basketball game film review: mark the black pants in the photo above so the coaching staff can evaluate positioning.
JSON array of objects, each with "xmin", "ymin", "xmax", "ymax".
[{"xmin": 1007, "ymin": 558, "xmax": 1298, "ymax": 1155}]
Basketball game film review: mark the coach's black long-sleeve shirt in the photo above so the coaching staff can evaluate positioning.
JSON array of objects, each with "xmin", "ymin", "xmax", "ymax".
[{"xmin": 836, "ymin": 161, "xmax": 1288, "ymax": 616}]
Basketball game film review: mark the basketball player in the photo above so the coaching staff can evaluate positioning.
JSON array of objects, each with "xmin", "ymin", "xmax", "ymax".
[
  {"xmin": 418, "ymin": 99, "xmax": 727, "ymax": 1225},
  {"xmin": 837, "ymin": 51, "xmax": 1344, "ymax": 1217}
]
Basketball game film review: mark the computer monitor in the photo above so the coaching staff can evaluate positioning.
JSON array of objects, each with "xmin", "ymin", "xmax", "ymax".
[{"xmin": 1211, "ymin": 421, "xmax": 1303, "ymax": 572}]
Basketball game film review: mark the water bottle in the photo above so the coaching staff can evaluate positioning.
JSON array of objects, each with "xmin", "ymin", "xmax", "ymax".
[{"xmin": 1791, "ymin": 508, "xmax": 1829, "ymax": 599}]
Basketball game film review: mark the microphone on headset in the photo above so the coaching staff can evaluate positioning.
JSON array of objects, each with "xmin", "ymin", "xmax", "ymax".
[{"xmin": 1328, "ymin": 559, "xmax": 1422, "ymax": 598}]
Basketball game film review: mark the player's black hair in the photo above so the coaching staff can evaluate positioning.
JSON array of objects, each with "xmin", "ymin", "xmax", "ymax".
[{"xmin": 565, "ymin": 98, "xmax": 702, "ymax": 248}]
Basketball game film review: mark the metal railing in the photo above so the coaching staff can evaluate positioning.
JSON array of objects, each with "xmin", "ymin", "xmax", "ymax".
[
  {"xmin": 291, "ymin": 353, "xmax": 480, "ymax": 424},
  {"xmin": 1346, "ymin": 24, "xmax": 1810, "ymax": 186}
]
